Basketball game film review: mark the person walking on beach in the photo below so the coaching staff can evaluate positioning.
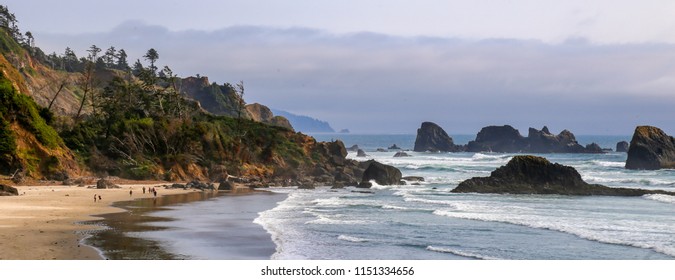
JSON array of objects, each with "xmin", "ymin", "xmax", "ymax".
[
  {"xmin": 130, "ymin": 189, "xmax": 133, "ymax": 196},
  {"xmin": 142, "ymin": 186, "xmax": 146, "ymax": 194},
  {"xmin": 98, "ymin": 195, "xmax": 102, "ymax": 201},
  {"xmin": 94, "ymin": 194, "xmax": 97, "ymax": 202},
  {"xmin": 153, "ymin": 189, "xmax": 157, "ymax": 197}
]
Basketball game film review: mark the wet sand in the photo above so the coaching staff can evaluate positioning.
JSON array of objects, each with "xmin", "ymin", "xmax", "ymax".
[
  {"xmin": 83, "ymin": 189, "xmax": 285, "ymax": 259},
  {"xmin": 0, "ymin": 184, "xmax": 193, "ymax": 260}
]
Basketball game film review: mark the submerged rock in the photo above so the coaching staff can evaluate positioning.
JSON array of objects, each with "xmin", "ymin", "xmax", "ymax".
[
  {"xmin": 625, "ymin": 126, "xmax": 675, "ymax": 170},
  {"xmin": 0, "ymin": 184, "xmax": 18, "ymax": 196},
  {"xmin": 393, "ymin": 151, "xmax": 411, "ymax": 157},
  {"xmin": 413, "ymin": 122, "xmax": 463, "ymax": 152},
  {"xmin": 452, "ymin": 155, "xmax": 674, "ymax": 196},
  {"xmin": 356, "ymin": 149, "xmax": 368, "ymax": 157},
  {"xmin": 616, "ymin": 141, "xmax": 630, "ymax": 153}
]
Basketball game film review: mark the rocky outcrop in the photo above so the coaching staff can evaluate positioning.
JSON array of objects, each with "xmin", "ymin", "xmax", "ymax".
[
  {"xmin": 413, "ymin": 122, "xmax": 463, "ymax": 152},
  {"xmin": 467, "ymin": 125, "xmax": 603, "ymax": 153},
  {"xmin": 96, "ymin": 179, "xmax": 120, "ymax": 189},
  {"xmin": 452, "ymin": 155, "xmax": 675, "ymax": 196},
  {"xmin": 616, "ymin": 141, "xmax": 629, "ymax": 153},
  {"xmin": 357, "ymin": 160, "xmax": 402, "ymax": 188},
  {"xmin": 245, "ymin": 103, "xmax": 294, "ymax": 131},
  {"xmin": 356, "ymin": 149, "xmax": 368, "ymax": 157},
  {"xmin": 388, "ymin": 144, "xmax": 401, "ymax": 150},
  {"xmin": 0, "ymin": 184, "xmax": 18, "ymax": 196},
  {"xmin": 393, "ymin": 151, "xmax": 411, "ymax": 157},
  {"xmin": 625, "ymin": 126, "xmax": 675, "ymax": 170},
  {"xmin": 347, "ymin": 145, "xmax": 360, "ymax": 152}
]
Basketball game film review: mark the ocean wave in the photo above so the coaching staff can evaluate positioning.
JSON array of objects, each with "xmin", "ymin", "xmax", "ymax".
[
  {"xmin": 472, "ymin": 153, "xmax": 512, "ymax": 162},
  {"xmin": 432, "ymin": 210, "xmax": 675, "ymax": 257},
  {"xmin": 305, "ymin": 215, "xmax": 371, "ymax": 225},
  {"xmin": 643, "ymin": 194, "xmax": 675, "ymax": 205},
  {"xmin": 589, "ymin": 160, "xmax": 625, "ymax": 168},
  {"xmin": 426, "ymin": 246, "xmax": 500, "ymax": 260},
  {"xmin": 584, "ymin": 176, "xmax": 675, "ymax": 186},
  {"xmin": 338, "ymin": 235, "xmax": 369, "ymax": 243}
]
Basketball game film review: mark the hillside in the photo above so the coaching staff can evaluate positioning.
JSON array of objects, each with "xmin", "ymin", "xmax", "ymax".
[{"xmin": 0, "ymin": 6, "xmax": 364, "ymax": 186}]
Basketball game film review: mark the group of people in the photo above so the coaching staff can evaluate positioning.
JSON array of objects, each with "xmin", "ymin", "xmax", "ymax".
[
  {"xmin": 95, "ymin": 186, "xmax": 159, "ymax": 203},
  {"xmin": 141, "ymin": 186, "xmax": 158, "ymax": 197}
]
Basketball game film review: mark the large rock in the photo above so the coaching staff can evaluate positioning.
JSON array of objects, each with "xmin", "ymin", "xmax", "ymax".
[
  {"xmin": 625, "ymin": 126, "xmax": 675, "ymax": 170},
  {"xmin": 96, "ymin": 179, "xmax": 120, "ymax": 189},
  {"xmin": 358, "ymin": 160, "xmax": 402, "ymax": 188},
  {"xmin": 467, "ymin": 125, "xmax": 525, "ymax": 152},
  {"xmin": 413, "ymin": 122, "xmax": 463, "ymax": 152},
  {"xmin": 616, "ymin": 141, "xmax": 629, "ymax": 153},
  {"xmin": 393, "ymin": 151, "xmax": 411, "ymax": 157},
  {"xmin": 0, "ymin": 184, "xmax": 18, "ymax": 196},
  {"xmin": 356, "ymin": 149, "xmax": 368, "ymax": 157},
  {"xmin": 245, "ymin": 103, "xmax": 294, "ymax": 131},
  {"xmin": 467, "ymin": 125, "xmax": 603, "ymax": 153},
  {"xmin": 452, "ymin": 155, "xmax": 674, "ymax": 196}
]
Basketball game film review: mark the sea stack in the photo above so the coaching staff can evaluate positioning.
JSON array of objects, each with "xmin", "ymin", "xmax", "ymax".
[
  {"xmin": 452, "ymin": 155, "xmax": 674, "ymax": 196},
  {"xmin": 625, "ymin": 126, "xmax": 675, "ymax": 170},
  {"xmin": 616, "ymin": 141, "xmax": 629, "ymax": 153},
  {"xmin": 413, "ymin": 122, "xmax": 463, "ymax": 152},
  {"xmin": 466, "ymin": 125, "xmax": 603, "ymax": 153}
]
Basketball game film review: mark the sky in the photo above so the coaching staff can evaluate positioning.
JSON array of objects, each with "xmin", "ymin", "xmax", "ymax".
[{"xmin": 5, "ymin": 0, "xmax": 675, "ymax": 135}]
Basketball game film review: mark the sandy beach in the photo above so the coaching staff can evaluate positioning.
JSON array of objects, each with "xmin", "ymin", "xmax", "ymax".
[{"xmin": 0, "ymin": 183, "xmax": 193, "ymax": 260}]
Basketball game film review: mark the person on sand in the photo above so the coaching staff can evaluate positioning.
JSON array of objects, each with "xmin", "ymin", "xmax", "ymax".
[
  {"xmin": 98, "ymin": 195, "xmax": 102, "ymax": 201},
  {"xmin": 94, "ymin": 194, "xmax": 97, "ymax": 202},
  {"xmin": 129, "ymin": 189, "xmax": 133, "ymax": 196},
  {"xmin": 142, "ymin": 187, "xmax": 146, "ymax": 194},
  {"xmin": 153, "ymin": 189, "xmax": 157, "ymax": 197}
]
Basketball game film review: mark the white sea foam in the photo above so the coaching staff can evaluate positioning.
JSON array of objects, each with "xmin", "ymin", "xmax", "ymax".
[
  {"xmin": 305, "ymin": 214, "xmax": 371, "ymax": 225},
  {"xmin": 338, "ymin": 235, "xmax": 369, "ymax": 243},
  {"xmin": 433, "ymin": 209, "xmax": 675, "ymax": 257},
  {"xmin": 590, "ymin": 160, "xmax": 625, "ymax": 168},
  {"xmin": 643, "ymin": 194, "xmax": 675, "ymax": 205},
  {"xmin": 426, "ymin": 246, "xmax": 501, "ymax": 260}
]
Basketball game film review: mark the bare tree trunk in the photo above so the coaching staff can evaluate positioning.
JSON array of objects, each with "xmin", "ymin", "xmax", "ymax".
[{"xmin": 47, "ymin": 82, "xmax": 66, "ymax": 110}]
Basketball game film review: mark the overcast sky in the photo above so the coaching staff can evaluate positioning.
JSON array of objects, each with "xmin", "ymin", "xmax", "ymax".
[{"xmin": 5, "ymin": 0, "xmax": 675, "ymax": 134}]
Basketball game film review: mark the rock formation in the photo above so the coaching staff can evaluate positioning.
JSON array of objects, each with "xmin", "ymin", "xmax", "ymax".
[
  {"xmin": 0, "ymin": 184, "xmax": 18, "ymax": 196},
  {"xmin": 357, "ymin": 160, "xmax": 402, "ymax": 188},
  {"xmin": 356, "ymin": 149, "xmax": 368, "ymax": 157},
  {"xmin": 467, "ymin": 125, "xmax": 603, "ymax": 153},
  {"xmin": 388, "ymin": 144, "xmax": 401, "ymax": 150},
  {"xmin": 625, "ymin": 126, "xmax": 675, "ymax": 170},
  {"xmin": 245, "ymin": 103, "xmax": 294, "ymax": 131},
  {"xmin": 413, "ymin": 122, "xmax": 463, "ymax": 152},
  {"xmin": 616, "ymin": 141, "xmax": 629, "ymax": 153},
  {"xmin": 452, "ymin": 155, "xmax": 674, "ymax": 196},
  {"xmin": 347, "ymin": 145, "xmax": 360, "ymax": 152},
  {"xmin": 96, "ymin": 178, "xmax": 120, "ymax": 189},
  {"xmin": 393, "ymin": 151, "xmax": 411, "ymax": 157}
]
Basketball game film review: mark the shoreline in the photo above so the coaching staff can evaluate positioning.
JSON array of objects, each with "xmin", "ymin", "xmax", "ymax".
[
  {"xmin": 84, "ymin": 188, "xmax": 285, "ymax": 260},
  {"xmin": 0, "ymin": 183, "xmax": 193, "ymax": 260}
]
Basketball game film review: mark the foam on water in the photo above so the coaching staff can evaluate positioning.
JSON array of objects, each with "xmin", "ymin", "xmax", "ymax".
[
  {"xmin": 338, "ymin": 235, "xmax": 369, "ymax": 243},
  {"xmin": 426, "ymin": 246, "xmax": 501, "ymax": 260},
  {"xmin": 643, "ymin": 194, "xmax": 675, "ymax": 205}
]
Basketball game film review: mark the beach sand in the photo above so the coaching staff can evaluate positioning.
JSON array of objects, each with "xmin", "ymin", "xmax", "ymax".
[{"xmin": 0, "ymin": 184, "xmax": 192, "ymax": 260}]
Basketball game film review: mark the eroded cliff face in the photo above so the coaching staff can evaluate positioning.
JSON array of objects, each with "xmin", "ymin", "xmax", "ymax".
[
  {"xmin": 245, "ymin": 103, "xmax": 293, "ymax": 131},
  {"xmin": 625, "ymin": 126, "xmax": 675, "ymax": 170}
]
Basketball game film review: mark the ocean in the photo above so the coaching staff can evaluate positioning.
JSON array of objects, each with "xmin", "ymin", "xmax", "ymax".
[{"xmin": 130, "ymin": 134, "xmax": 675, "ymax": 260}]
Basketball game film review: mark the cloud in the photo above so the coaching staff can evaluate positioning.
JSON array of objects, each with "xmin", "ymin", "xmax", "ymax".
[{"xmin": 34, "ymin": 22, "xmax": 675, "ymax": 134}]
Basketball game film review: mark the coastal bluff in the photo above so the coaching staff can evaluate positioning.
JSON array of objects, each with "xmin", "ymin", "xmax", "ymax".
[
  {"xmin": 625, "ymin": 126, "xmax": 675, "ymax": 170},
  {"xmin": 452, "ymin": 155, "xmax": 675, "ymax": 196}
]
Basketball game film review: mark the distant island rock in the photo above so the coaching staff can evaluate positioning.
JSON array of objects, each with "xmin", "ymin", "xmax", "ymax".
[
  {"xmin": 388, "ymin": 144, "xmax": 402, "ymax": 150},
  {"xmin": 466, "ymin": 125, "xmax": 604, "ymax": 153},
  {"xmin": 271, "ymin": 109, "xmax": 335, "ymax": 133},
  {"xmin": 625, "ymin": 126, "xmax": 675, "ymax": 170},
  {"xmin": 413, "ymin": 122, "xmax": 463, "ymax": 152},
  {"xmin": 339, "ymin": 129, "xmax": 350, "ymax": 133},
  {"xmin": 616, "ymin": 141, "xmax": 629, "ymax": 153},
  {"xmin": 357, "ymin": 160, "xmax": 403, "ymax": 188},
  {"xmin": 452, "ymin": 155, "xmax": 675, "ymax": 196}
]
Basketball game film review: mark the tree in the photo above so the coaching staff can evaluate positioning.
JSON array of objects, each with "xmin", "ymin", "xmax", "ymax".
[
  {"xmin": 24, "ymin": 31, "xmax": 33, "ymax": 48},
  {"xmin": 103, "ymin": 46, "xmax": 116, "ymax": 68},
  {"xmin": 143, "ymin": 48, "xmax": 159, "ymax": 74},
  {"xmin": 87, "ymin": 45, "xmax": 101, "ymax": 62},
  {"xmin": 116, "ymin": 49, "xmax": 129, "ymax": 70}
]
